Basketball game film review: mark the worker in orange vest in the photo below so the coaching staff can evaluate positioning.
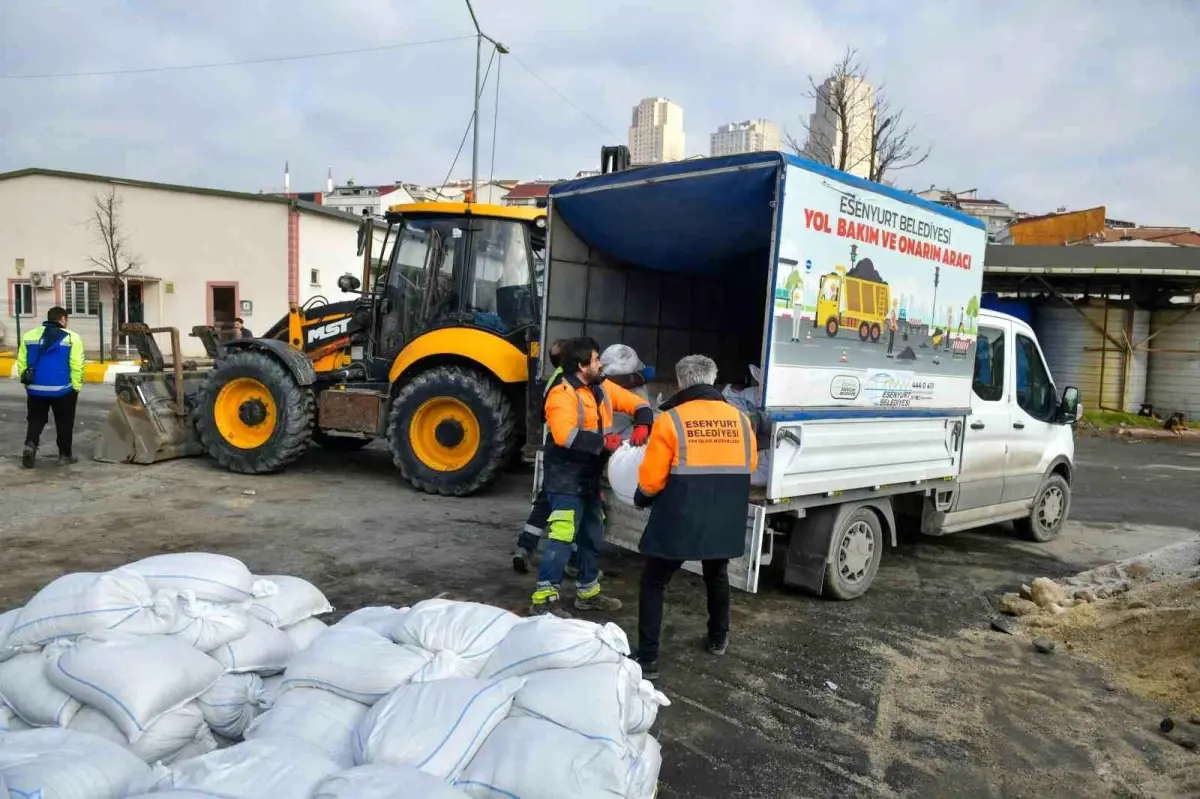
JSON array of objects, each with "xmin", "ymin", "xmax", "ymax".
[{"xmin": 633, "ymin": 354, "xmax": 757, "ymax": 679}]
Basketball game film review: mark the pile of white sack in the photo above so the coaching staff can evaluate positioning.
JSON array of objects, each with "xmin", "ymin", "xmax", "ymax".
[{"xmin": 0, "ymin": 553, "xmax": 668, "ymax": 799}]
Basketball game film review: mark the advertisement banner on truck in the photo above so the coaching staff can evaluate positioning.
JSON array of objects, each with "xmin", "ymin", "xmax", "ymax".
[{"xmin": 767, "ymin": 164, "xmax": 987, "ymax": 410}]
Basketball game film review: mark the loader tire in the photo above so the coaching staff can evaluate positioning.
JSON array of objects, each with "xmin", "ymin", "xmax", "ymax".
[
  {"xmin": 195, "ymin": 350, "xmax": 315, "ymax": 474},
  {"xmin": 311, "ymin": 430, "xmax": 372, "ymax": 452},
  {"xmin": 388, "ymin": 365, "xmax": 515, "ymax": 497}
]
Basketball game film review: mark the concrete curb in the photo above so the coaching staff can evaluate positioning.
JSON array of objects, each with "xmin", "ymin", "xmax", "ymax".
[{"xmin": 0, "ymin": 357, "xmax": 141, "ymax": 385}]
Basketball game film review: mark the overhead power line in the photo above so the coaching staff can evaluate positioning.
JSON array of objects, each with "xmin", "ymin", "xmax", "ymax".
[
  {"xmin": 510, "ymin": 55, "xmax": 620, "ymax": 141},
  {"xmin": 0, "ymin": 36, "xmax": 475, "ymax": 80}
]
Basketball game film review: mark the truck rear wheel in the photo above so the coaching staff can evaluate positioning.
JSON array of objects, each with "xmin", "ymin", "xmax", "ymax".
[
  {"xmin": 823, "ymin": 507, "xmax": 883, "ymax": 600},
  {"xmin": 195, "ymin": 350, "xmax": 315, "ymax": 474},
  {"xmin": 1014, "ymin": 474, "xmax": 1070, "ymax": 542},
  {"xmin": 387, "ymin": 365, "xmax": 515, "ymax": 496},
  {"xmin": 869, "ymin": 323, "xmax": 882, "ymax": 342},
  {"xmin": 858, "ymin": 322, "xmax": 871, "ymax": 341},
  {"xmin": 825, "ymin": 318, "xmax": 839, "ymax": 337}
]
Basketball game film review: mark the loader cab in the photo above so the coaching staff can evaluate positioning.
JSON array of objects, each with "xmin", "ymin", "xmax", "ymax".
[{"xmin": 373, "ymin": 203, "xmax": 545, "ymax": 364}]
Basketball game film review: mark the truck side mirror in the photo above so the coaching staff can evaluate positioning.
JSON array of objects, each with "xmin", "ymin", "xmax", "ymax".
[
  {"xmin": 1059, "ymin": 386, "xmax": 1081, "ymax": 425},
  {"xmin": 337, "ymin": 273, "xmax": 362, "ymax": 293}
]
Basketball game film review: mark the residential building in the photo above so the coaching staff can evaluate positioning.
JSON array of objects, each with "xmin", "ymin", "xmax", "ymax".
[
  {"xmin": 803, "ymin": 76, "xmax": 874, "ymax": 178},
  {"xmin": 0, "ymin": 168, "xmax": 380, "ymax": 358},
  {"xmin": 434, "ymin": 180, "xmax": 511, "ymax": 205},
  {"xmin": 628, "ymin": 98, "xmax": 685, "ymax": 165},
  {"xmin": 322, "ymin": 180, "xmax": 415, "ymax": 218},
  {"xmin": 916, "ymin": 188, "xmax": 1020, "ymax": 243},
  {"xmin": 710, "ymin": 119, "xmax": 781, "ymax": 157},
  {"xmin": 502, "ymin": 182, "xmax": 555, "ymax": 209}
]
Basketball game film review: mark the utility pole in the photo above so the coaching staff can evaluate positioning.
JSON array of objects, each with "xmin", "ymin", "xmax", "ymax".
[{"xmin": 465, "ymin": 0, "xmax": 509, "ymax": 204}]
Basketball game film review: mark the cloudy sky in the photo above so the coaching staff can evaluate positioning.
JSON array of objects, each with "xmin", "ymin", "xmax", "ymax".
[{"xmin": 1, "ymin": 0, "xmax": 1196, "ymax": 225}]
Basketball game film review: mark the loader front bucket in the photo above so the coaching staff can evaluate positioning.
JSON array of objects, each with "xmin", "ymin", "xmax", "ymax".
[{"xmin": 94, "ymin": 371, "xmax": 207, "ymax": 464}]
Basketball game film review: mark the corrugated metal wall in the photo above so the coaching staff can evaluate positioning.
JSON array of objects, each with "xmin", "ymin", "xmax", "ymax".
[
  {"xmin": 1033, "ymin": 301, "xmax": 1149, "ymax": 412},
  {"xmin": 1145, "ymin": 308, "xmax": 1200, "ymax": 419}
]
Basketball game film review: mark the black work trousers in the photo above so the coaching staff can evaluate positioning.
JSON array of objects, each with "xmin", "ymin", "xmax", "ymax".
[
  {"xmin": 637, "ymin": 556, "xmax": 730, "ymax": 661},
  {"xmin": 26, "ymin": 391, "xmax": 78, "ymax": 456}
]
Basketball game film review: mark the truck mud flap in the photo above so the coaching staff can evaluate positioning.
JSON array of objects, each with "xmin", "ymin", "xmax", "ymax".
[{"xmin": 94, "ymin": 372, "xmax": 205, "ymax": 465}]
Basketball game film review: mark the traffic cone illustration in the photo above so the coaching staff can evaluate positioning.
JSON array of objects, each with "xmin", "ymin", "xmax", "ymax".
[
  {"xmin": 805, "ymin": 330, "xmax": 812, "ymax": 343},
  {"xmin": 839, "ymin": 349, "xmax": 848, "ymax": 363}
]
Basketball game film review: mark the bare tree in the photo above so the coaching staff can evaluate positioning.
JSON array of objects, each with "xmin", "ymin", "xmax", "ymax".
[
  {"xmin": 88, "ymin": 187, "xmax": 141, "ymax": 358},
  {"xmin": 787, "ymin": 48, "xmax": 930, "ymax": 184}
]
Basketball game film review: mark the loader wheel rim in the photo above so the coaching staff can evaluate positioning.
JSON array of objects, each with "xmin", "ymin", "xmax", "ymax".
[
  {"xmin": 410, "ymin": 397, "xmax": 480, "ymax": 472},
  {"xmin": 214, "ymin": 377, "xmax": 277, "ymax": 450}
]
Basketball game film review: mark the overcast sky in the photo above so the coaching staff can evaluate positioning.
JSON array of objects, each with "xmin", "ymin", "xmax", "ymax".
[{"xmin": 1, "ymin": 1, "xmax": 1196, "ymax": 225}]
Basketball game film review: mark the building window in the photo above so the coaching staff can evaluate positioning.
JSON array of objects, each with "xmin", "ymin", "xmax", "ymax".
[
  {"xmin": 65, "ymin": 280, "xmax": 100, "ymax": 317},
  {"xmin": 9, "ymin": 281, "xmax": 34, "ymax": 317},
  {"xmin": 310, "ymin": 269, "xmax": 321, "ymax": 287}
]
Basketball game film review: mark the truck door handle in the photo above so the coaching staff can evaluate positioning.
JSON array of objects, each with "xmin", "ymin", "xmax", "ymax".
[
  {"xmin": 1013, "ymin": 422, "xmax": 1025, "ymax": 430},
  {"xmin": 970, "ymin": 422, "xmax": 985, "ymax": 430}
]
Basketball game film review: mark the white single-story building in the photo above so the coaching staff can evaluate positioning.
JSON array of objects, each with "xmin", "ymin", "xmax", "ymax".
[{"xmin": 0, "ymin": 168, "xmax": 386, "ymax": 358}]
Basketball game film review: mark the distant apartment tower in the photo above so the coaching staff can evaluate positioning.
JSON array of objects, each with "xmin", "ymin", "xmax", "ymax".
[
  {"xmin": 710, "ymin": 119, "xmax": 781, "ymax": 157},
  {"xmin": 804, "ymin": 75, "xmax": 875, "ymax": 179},
  {"xmin": 628, "ymin": 98, "xmax": 685, "ymax": 165}
]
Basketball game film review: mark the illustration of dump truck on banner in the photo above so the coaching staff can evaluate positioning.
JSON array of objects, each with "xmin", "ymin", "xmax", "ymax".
[{"xmin": 816, "ymin": 257, "xmax": 891, "ymax": 342}]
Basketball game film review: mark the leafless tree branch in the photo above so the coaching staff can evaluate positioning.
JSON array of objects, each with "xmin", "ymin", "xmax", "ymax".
[{"xmin": 89, "ymin": 187, "xmax": 141, "ymax": 357}]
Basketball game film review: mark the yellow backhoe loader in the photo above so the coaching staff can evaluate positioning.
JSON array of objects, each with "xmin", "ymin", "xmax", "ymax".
[{"xmin": 96, "ymin": 201, "xmax": 546, "ymax": 496}]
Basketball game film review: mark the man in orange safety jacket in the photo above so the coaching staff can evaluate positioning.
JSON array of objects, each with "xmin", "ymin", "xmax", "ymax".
[
  {"xmin": 633, "ymin": 354, "xmax": 757, "ymax": 679},
  {"xmin": 532, "ymin": 336, "xmax": 653, "ymax": 617}
]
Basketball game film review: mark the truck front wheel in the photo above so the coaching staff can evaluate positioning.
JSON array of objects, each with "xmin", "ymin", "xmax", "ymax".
[
  {"xmin": 858, "ymin": 322, "xmax": 871, "ymax": 341},
  {"xmin": 1014, "ymin": 474, "xmax": 1070, "ymax": 542},
  {"xmin": 823, "ymin": 507, "xmax": 883, "ymax": 600},
  {"xmin": 825, "ymin": 318, "xmax": 839, "ymax": 337},
  {"xmin": 869, "ymin": 323, "xmax": 882, "ymax": 342}
]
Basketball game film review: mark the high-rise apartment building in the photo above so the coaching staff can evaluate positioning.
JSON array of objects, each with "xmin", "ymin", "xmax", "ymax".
[
  {"xmin": 628, "ymin": 98, "xmax": 685, "ymax": 165},
  {"xmin": 803, "ymin": 76, "xmax": 875, "ymax": 178},
  {"xmin": 710, "ymin": 119, "xmax": 781, "ymax": 157}
]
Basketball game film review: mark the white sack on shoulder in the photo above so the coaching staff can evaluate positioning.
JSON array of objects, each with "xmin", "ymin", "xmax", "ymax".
[
  {"xmin": 69, "ymin": 702, "xmax": 210, "ymax": 765},
  {"xmin": 125, "ymin": 552, "xmax": 259, "ymax": 603},
  {"xmin": 283, "ymin": 616, "xmax": 329, "ymax": 651},
  {"xmin": 391, "ymin": 598, "xmax": 520, "ymax": 668},
  {"xmin": 0, "ymin": 728, "xmax": 150, "ymax": 799},
  {"xmin": 481, "ymin": 617, "xmax": 630, "ymax": 680},
  {"xmin": 6, "ymin": 570, "xmax": 175, "ymax": 648},
  {"xmin": 336, "ymin": 605, "xmax": 410, "ymax": 638},
  {"xmin": 0, "ymin": 645, "xmax": 82, "ymax": 727},
  {"xmin": 244, "ymin": 686, "xmax": 367, "ymax": 767},
  {"xmin": 314, "ymin": 763, "xmax": 472, "ymax": 799},
  {"xmin": 167, "ymin": 592, "xmax": 250, "ymax": 651},
  {"xmin": 134, "ymin": 738, "xmax": 340, "ymax": 799},
  {"xmin": 209, "ymin": 616, "xmax": 296, "ymax": 674},
  {"xmin": 454, "ymin": 716, "xmax": 628, "ymax": 799},
  {"xmin": 249, "ymin": 574, "xmax": 333, "ymax": 628},
  {"xmin": 281, "ymin": 625, "xmax": 433, "ymax": 703},
  {"xmin": 606, "ymin": 442, "xmax": 647, "ymax": 506},
  {"xmin": 196, "ymin": 673, "xmax": 268, "ymax": 739},
  {"xmin": 354, "ymin": 676, "xmax": 525, "ymax": 781},
  {"xmin": 48, "ymin": 631, "xmax": 223, "ymax": 743}
]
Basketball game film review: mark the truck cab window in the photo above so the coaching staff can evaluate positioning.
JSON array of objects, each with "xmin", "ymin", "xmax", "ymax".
[
  {"xmin": 1015, "ymin": 334, "xmax": 1056, "ymax": 421},
  {"xmin": 973, "ymin": 326, "xmax": 1005, "ymax": 402},
  {"xmin": 469, "ymin": 219, "xmax": 534, "ymax": 333}
]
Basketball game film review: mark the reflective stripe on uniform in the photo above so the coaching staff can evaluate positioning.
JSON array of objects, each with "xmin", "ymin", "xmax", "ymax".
[
  {"xmin": 576, "ymin": 581, "xmax": 601, "ymax": 600},
  {"xmin": 666, "ymin": 408, "xmax": 753, "ymax": 475},
  {"xmin": 546, "ymin": 509, "xmax": 576, "ymax": 543},
  {"xmin": 28, "ymin": 384, "xmax": 71, "ymax": 393},
  {"xmin": 531, "ymin": 584, "xmax": 560, "ymax": 604}
]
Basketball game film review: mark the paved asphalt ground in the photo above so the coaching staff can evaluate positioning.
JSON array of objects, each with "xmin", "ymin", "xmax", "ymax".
[{"xmin": 1, "ymin": 382, "xmax": 1198, "ymax": 797}]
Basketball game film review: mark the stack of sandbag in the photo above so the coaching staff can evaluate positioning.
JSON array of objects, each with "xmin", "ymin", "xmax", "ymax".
[
  {"xmin": 136, "ymin": 599, "xmax": 666, "ymax": 798},
  {"xmin": 0, "ymin": 552, "xmax": 334, "ymax": 773}
]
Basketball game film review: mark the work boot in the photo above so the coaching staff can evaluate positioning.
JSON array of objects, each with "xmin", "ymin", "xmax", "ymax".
[
  {"xmin": 574, "ymin": 586, "xmax": 622, "ymax": 612},
  {"xmin": 511, "ymin": 546, "xmax": 533, "ymax": 574},
  {"xmin": 633, "ymin": 655, "xmax": 659, "ymax": 681},
  {"xmin": 58, "ymin": 453, "xmax": 78, "ymax": 466},
  {"xmin": 20, "ymin": 445, "xmax": 36, "ymax": 469},
  {"xmin": 707, "ymin": 634, "xmax": 729, "ymax": 657},
  {"xmin": 528, "ymin": 595, "xmax": 571, "ymax": 619}
]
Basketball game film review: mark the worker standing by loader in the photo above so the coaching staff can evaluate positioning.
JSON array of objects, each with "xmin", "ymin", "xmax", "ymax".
[
  {"xmin": 17, "ymin": 306, "xmax": 85, "ymax": 468},
  {"xmin": 633, "ymin": 354, "xmax": 757, "ymax": 679},
  {"xmin": 512, "ymin": 339, "xmax": 567, "ymax": 573},
  {"xmin": 532, "ymin": 337, "xmax": 653, "ymax": 617}
]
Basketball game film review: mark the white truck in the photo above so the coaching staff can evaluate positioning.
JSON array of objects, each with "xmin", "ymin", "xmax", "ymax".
[{"xmin": 533, "ymin": 152, "xmax": 1080, "ymax": 599}]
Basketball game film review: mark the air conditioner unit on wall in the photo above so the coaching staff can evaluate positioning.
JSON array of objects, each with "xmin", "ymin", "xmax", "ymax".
[{"xmin": 30, "ymin": 271, "xmax": 53, "ymax": 289}]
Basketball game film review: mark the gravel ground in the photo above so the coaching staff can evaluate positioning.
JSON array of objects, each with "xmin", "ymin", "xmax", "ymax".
[{"xmin": 2, "ymin": 383, "xmax": 1199, "ymax": 797}]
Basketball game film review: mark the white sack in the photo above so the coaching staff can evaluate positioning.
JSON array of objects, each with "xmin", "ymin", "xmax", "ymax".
[
  {"xmin": 69, "ymin": 702, "xmax": 210, "ymax": 765},
  {"xmin": 0, "ymin": 608, "xmax": 19, "ymax": 662},
  {"xmin": 0, "ymin": 702, "xmax": 32, "ymax": 732},
  {"xmin": 125, "ymin": 552, "xmax": 259, "ymax": 603},
  {"xmin": 511, "ymin": 660, "xmax": 669, "ymax": 750},
  {"xmin": 249, "ymin": 574, "xmax": 334, "ymax": 628},
  {"xmin": 134, "ymin": 738, "xmax": 340, "ymax": 798},
  {"xmin": 336, "ymin": 605, "xmax": 409, "ymax": 638},
  {"xmin": 260, "ymin": 674, "xmax": 284, "ymax": 707},
  {"xmin": 391, "ymin": 599, "xmax": 520, "ymax": 669},
  {"xmin": 412, "ymin": 650, "xmax": 483, "ymax": 682},
  {"xmin": 0, "ymin": 728, "xmax": 150, "ymax": 799},
  {"xmin": 196, "ymin": 673, "xmax": 268, "ymax": 739},
  {"xmin": 48, "ymin": 631, "xmax": 223, "ymax": 743},
  {"xmin": 600, "ymin": 343, "xmax": 645, "ymax": 377},
  {"xmin": 162, "ymin": 724, "xmax": 219, "ymax": 765},
  {"xmin": 166, "ymin": 592, "xmax": 251, "ymax": 651},
  {"xmin": 6, "ymin": 570, "xmax": 175, "ymax": 648},
  {"xmin": 454, "ymin": 716, "xmax": 628, "ymax": 799},
  {"xmin": 244, "ymin": 686, "xmax": 367, "ymax": 768},
  {"xmin": 283, "ymin": 616, "xmax": 329, "ymax": 651},
  {"xmin": 209, "ymin": 615, "xmax": 296, "ymax": 674},
  {"xmin": 606, "ymin": 442, "xmax": 648, "ymax": 506},
  {"xmin": 314, "ymin": 764, "xmax": 471, "ymax": 799},
  {"xmin": 625, "ymin": 733, "xmax": 663, "ymax": 799},
  {"xmin": 481, "ymin": 618, "xmax": 631, "ymax": 680},
  {"xmin": 354, "ymin": 676, "xmax": 525, "ymax": 780},
  {"xmin": 281, "ymin": 625, "xmax": 433, "ymax": 703},
  {"xmin": 0, "ymin": 645, "xmax": 82, "ymax": 727}
]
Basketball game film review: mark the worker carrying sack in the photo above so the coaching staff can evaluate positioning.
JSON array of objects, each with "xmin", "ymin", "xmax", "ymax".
[
  {"xmin": 600, "ymin": 344, "xmax": 646, "ymax": 377},
  {"xmin": 607, "ymin": 441, "xmax": 648, "ymax": 506}
]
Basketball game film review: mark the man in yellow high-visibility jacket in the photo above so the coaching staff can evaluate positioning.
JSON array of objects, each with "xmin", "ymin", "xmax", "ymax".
[{"xmin": 16, "ymin": 306, "xmax": 85, "ymax": 468}]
